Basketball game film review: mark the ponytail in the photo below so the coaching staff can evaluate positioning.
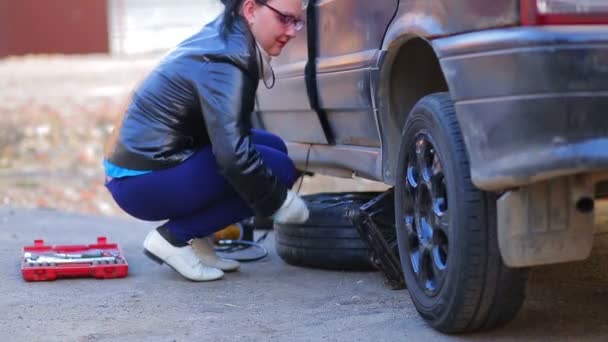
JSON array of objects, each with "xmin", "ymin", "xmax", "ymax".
[
  {"xmin": 220, "ymin": 0, "xmax": 269, "ymax": 32},
  {"xmin": 221, "ymin": 0, "xmax": 243, "ymax": 31}
]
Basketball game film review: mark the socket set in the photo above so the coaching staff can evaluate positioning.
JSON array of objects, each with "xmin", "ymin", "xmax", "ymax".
[{"xmin": 21, "ymin": 237, "xmax": 129, "ymax": 281}]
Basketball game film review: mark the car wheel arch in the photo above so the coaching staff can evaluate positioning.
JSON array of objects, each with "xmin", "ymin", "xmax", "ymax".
[{"xmin": 375, "ymin": 36, "xmax": 451, "ymax": 185}]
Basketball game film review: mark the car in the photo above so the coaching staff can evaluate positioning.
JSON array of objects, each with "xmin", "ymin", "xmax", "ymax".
[{"xmin": 253, "ymin": 0, "xmax": 608, "ymax": 334}]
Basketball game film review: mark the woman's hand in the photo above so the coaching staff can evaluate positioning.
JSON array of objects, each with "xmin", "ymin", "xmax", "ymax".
[{"xmin": 273, "ymin": 190, "xmax": 309, "ymax": 224}]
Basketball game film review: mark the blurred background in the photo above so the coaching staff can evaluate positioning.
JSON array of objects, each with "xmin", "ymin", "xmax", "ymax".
[{"xmin": 0, "ymin": 0, "xmax": 386, "ymax": 217}]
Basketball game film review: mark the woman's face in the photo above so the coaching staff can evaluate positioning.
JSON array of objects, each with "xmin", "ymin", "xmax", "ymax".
[{"xmin": 243, "ymin": 0, "xmax": 304, "ymax": 56}]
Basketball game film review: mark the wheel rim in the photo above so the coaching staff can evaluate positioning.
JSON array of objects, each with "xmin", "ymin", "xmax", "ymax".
[{"xmin": 402, "ymin": 132, "xmax": 449, "ymax": 297}]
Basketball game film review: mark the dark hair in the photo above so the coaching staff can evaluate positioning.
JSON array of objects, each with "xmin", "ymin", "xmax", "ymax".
[{"xmin": 221, "ymin": 0, "xmax": 268, "ymax": 31}]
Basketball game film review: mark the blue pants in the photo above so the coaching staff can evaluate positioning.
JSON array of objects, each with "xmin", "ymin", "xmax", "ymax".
[{"xmin": 105, "ymin": 129, "xmax": 297, "ymax": 242}]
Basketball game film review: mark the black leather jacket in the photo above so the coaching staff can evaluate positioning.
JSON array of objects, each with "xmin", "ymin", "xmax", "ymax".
[{"xmin": 107, "ymin": 14, "xmax": 287, "ymax": 217}]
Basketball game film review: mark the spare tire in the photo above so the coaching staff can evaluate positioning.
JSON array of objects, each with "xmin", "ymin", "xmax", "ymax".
[{"xmin": 274, "ymin": 192, "xmax": 380, "ymax": 270}]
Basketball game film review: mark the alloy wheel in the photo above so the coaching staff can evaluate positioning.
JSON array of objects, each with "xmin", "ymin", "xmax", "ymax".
[{"xmin": 402, "ymin": 132, "xmax": 449, "ymax": 296}]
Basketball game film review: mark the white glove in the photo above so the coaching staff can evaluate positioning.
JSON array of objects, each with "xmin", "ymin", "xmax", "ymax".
[{"xmin": 273, "ymin": 190, "xmax": 310, "ymax": 224}]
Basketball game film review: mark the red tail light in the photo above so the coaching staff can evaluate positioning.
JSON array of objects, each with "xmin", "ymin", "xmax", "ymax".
[{"xmin": 521, "ymin": 0, "xmax": 608, "ymax": 25}]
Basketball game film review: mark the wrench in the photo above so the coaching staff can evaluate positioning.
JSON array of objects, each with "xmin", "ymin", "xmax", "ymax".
[
  {"xmin": 25, "ymin": 256, "xmax": 119, "ymax": 265},
  {"xmin": 24, "ymin": 251, "xmax": 119, "ymax": 260}
]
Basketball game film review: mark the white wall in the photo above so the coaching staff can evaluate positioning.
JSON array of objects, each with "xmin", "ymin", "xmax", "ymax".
[{"xmin": 108, "ymin": 0, "xmax": 224, "ymax": 56}]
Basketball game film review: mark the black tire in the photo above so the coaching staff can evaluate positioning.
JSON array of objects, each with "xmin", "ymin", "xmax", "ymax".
[
  {"xmin": 395, "ymin": 93, "xmax": 528, "ymax": 333},
  {"xmin": 275, "ymin": 192, "xmax": 379, "ymax": 270}
]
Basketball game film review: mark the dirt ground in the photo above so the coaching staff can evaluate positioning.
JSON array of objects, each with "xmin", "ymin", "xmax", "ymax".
[
  {"xmin": 0, "ymin": 54, "xmax": 153, "ymax": 216},
  {"xmin": 0, "ymin": 54, "xmax": 388, "ymax": 217}
]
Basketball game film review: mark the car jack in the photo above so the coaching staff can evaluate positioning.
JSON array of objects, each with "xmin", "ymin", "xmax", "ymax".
[{"xmin": 348, "ymin": 188, "xmax": 405, "ymax": 290}]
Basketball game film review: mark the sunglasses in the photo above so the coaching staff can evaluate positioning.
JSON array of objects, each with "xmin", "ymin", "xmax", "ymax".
[{"xmin": 255, "ymin": 0, "xmax": 305, "ymax": 31}]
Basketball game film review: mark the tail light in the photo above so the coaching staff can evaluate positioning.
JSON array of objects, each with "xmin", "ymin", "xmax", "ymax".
[{"xmin": 521, "ymin": 0, "xmax": 608, "ymax": 25}]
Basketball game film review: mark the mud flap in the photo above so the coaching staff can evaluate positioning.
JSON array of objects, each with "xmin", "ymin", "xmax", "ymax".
[
  {"xmin": 497, "ymin": 175, "xmax": 595, "ymax": 267},
  {"xmin": 348, "ymin": 188, "xmax": 406, "ymax": 290}
]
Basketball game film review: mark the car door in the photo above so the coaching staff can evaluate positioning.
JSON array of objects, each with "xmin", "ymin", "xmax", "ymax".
[
  {"xmin": 314, "ymin": 0, "xmax": 398, "ymax": 147},
  {"xmin": 254, "ymin": 0, "xmax": 330, "ymax": 145}
]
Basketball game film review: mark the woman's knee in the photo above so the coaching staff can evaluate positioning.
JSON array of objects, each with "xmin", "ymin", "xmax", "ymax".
[
  {"xmin": 251, "ymin": 129, "xmax": 288, "ymax": 154},
  {"xmin": 255, "ymin": 145, "xmax": 297, "ymax": 187}
]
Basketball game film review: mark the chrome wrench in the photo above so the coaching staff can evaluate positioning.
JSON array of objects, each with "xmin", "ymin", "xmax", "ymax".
[{"xmin": 25, "ymin": 256, "xmax": 120, "ymax": 266}]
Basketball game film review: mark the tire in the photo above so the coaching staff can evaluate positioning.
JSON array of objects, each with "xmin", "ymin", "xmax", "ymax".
[
  {"xmin": 394, "ymin": 93, "xmax": 528, "ymax": 333},
  {"xmin": 275, "ymin": 192, "xmax": 379, "ymax": 270}
]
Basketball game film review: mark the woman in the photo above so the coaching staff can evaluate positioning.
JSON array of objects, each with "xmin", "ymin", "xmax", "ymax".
[{"xmin": 103, "ymin": 0, "xmax": 309, "ymax": 281}]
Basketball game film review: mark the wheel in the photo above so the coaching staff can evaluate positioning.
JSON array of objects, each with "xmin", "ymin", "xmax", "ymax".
[
  {"xmin": 274, "ymin": 192, "xmax": 379, "ymax": 270},
  {"xmin": 395, "ymin": 93, "xmax": 528, "ymax": 333}
]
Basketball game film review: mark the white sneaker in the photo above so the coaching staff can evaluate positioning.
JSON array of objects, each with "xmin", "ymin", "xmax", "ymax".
[
  {"xmin": 191, "ymin": 237, "xmax": 240, "ymax": 272},
  {"xmin": 143, "ymin": 229, "xmax": 224, "ymax": 281}
]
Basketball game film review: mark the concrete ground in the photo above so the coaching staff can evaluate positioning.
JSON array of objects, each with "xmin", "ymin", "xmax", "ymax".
[{"xmin": 1, "ymin": 207, "xmax": 607, "ymax": 342}]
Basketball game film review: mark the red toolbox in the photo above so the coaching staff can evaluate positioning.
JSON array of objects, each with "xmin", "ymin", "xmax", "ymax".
[{"xmin": 21, "ymin": 236, "xmax": 128, "ymax": 281}]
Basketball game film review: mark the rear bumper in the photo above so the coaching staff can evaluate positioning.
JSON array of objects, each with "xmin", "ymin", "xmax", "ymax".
[{"xmin": 434, "ymin": 26, "xmax": 608, "ymax": 190}]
